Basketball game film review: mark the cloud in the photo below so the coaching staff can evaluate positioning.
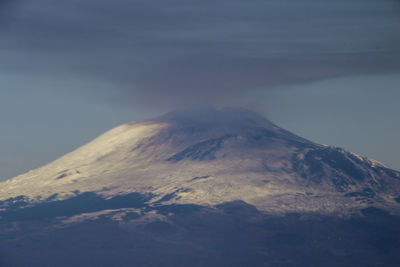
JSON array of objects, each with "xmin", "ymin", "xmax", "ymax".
[
  {"xmin": 0, "ymin": 0, "xmax": 12, "ymax": 7},
  {"xmin": 1, "ymin": 0, "xmax": 400, "ymax": 110},
  {"xmin": 0, "ymin": 0, "xmax": 17, "ymax": 23}
]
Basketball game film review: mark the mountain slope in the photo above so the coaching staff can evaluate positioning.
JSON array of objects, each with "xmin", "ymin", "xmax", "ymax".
[{"xmin": 1, "ymin": 107, "xmax": 400, "ymax": 215}]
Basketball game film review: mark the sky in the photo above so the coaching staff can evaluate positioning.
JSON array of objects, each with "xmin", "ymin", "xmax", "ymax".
[{"xmin": 1, "ymin": 0, "xmax": 400, "ymax": 180}]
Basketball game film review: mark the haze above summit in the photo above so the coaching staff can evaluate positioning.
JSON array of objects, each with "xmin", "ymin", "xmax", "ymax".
[{"xmin": 1, "ymin": 0, "xmax": 400, "ymax": 179}]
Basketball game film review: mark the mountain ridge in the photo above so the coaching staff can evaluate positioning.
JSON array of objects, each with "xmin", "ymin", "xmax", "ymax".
[{"xmin": 1, "ymin": 107, "xmax": 400, "ymax": 216}]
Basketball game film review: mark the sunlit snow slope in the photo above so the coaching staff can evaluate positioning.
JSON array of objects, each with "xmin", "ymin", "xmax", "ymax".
[{"xmin": 1, "ymin": 108, "xmax": 400, "ymax": 214}]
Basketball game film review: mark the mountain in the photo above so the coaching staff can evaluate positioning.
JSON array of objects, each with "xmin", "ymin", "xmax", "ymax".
[
  {"xmin": 2, "ymin": 107, "xmax": 399, "ymax": 215},
  {"xmin": 1, "ymin": 107, "xmax": 400, "ymax": 266}
]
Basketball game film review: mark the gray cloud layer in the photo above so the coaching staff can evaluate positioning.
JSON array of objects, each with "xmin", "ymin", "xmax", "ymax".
[{"xmin": 2, "ymin": 0, "xmax": 400, "ymax": 109}]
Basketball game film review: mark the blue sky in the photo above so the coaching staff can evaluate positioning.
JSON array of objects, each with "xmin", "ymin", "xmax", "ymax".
[{"xmin": 1, "ymin": 0, "xmax": 400, "ymax": 180}]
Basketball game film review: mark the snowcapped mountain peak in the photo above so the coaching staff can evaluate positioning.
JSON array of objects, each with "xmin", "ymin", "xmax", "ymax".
[{"xmin": 1, "ymin": 108, "xmax": 400, "ymax": 215}]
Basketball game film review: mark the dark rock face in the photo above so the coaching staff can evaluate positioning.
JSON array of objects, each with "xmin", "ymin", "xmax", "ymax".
[
  {"xmin": 292, "ymin": 146, "xmax": 398, "ymax": 193},
  {"xmin": 1, "ymin": 196, "xmax": 400, "ymax": 267},
  {"xmin": 167, "ymin": 135, "xmax": 232, "ymax": 161},
  {"xmin": 293, "ymin": 147, "xmax": 364, "ymax": 185}
]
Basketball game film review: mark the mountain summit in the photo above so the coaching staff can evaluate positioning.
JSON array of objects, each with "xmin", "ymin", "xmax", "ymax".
[{"xmin": 1, "ymin": 107, "xmax": 399, "ymax": 215}]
